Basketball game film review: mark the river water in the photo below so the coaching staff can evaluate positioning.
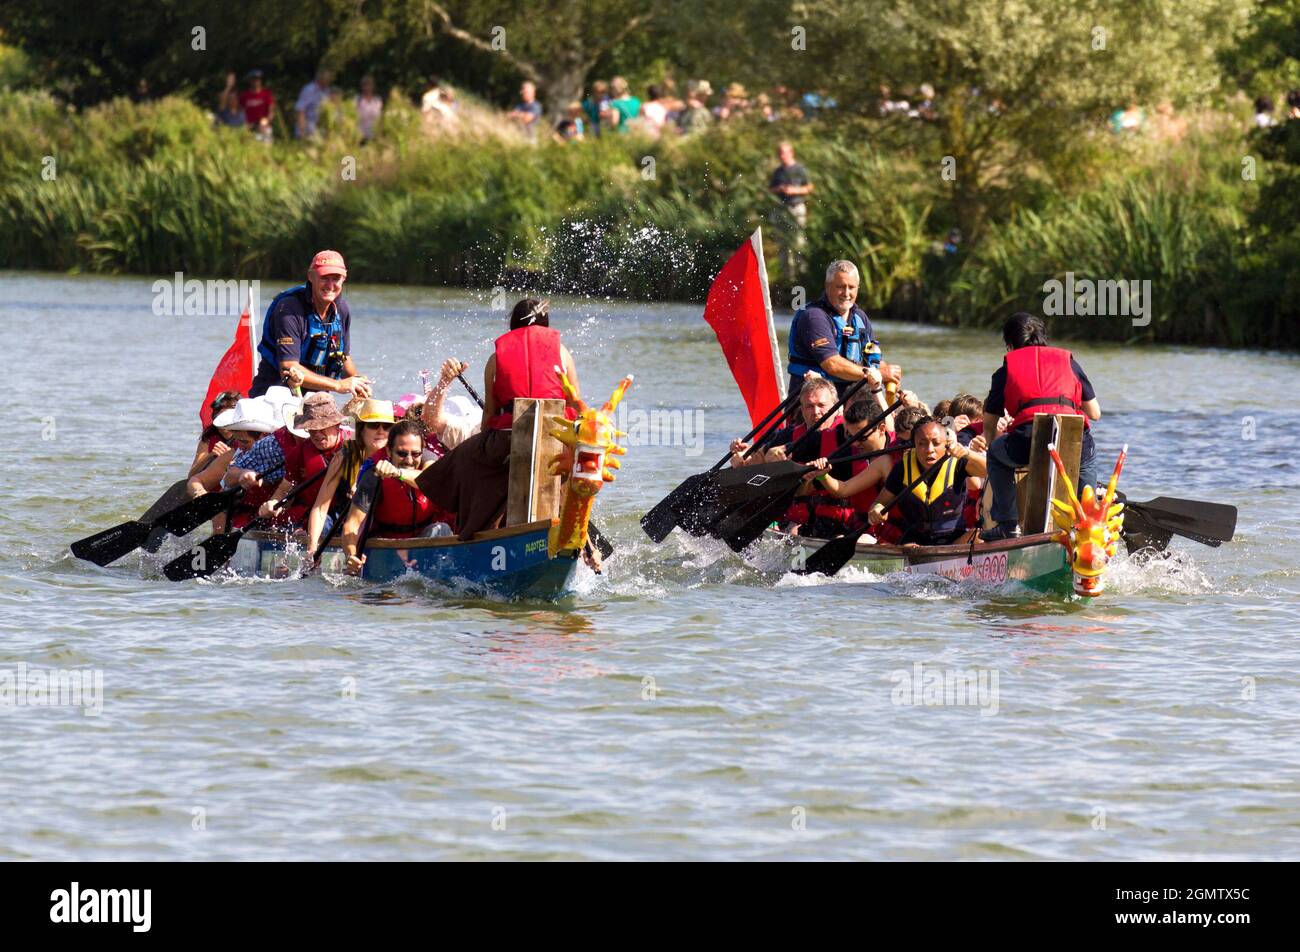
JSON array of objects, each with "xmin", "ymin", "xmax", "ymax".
[{"xmin": 3, "ymin": 271, "xmax": 1298, "ymax": 860}]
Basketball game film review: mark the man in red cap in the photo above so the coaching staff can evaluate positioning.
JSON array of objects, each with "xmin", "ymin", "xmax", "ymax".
[{"xmin": 250, "ymin": 250, "xmax": 373, "ymax": 399}]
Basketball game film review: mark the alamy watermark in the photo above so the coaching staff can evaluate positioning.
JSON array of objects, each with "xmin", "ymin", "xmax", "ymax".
[
  {"xmin": 889, "ymin": 662, "xmax": 999, "ymax": 716},
  {"xmin": 613, "ymin": 401, "xmax": 704, "ymax": 457},
  {"xmin": 1043, "ymin": 272, "xmax": 1151, "ymax": 327},
  {"xmin": 0, "ymin": 663, "xmax": 103, "ymax": 717},
  {"xmin": 152, "ymin": 272, "xmax": 260, "ymax": 316}
]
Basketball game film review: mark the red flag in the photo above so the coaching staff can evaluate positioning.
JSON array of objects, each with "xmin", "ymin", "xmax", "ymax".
[
  {"xmin": 702, "ymin": 228, "xmax": 785, "ymax": 428},
  {"xmin": 199, "ymin": 306, "xmax": 254, "ymax": 427}
]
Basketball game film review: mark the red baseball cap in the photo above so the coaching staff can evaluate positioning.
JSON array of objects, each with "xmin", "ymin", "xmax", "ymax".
[{"xmin": 309, "ymin": 249, "xmax": 347, "ymax": 277}]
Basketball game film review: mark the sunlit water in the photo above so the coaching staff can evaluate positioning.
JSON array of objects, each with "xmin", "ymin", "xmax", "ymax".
[{"xmin": 3, "ymin": 271, "xmax": 1298, "ymax": 860}]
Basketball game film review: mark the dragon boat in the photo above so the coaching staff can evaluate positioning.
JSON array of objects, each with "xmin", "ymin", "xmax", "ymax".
[
  {"xmin": 779, "ymin": 419, "xmax": 1131, "ymax": 597},
  {"xmin": 230, "ymin": 373, "xmax": 633, "ymax": 600}
]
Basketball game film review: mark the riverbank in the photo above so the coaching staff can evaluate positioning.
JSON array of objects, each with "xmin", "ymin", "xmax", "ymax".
[{"xmin": 0, "ymin": 90, "xmax": 1291, "ymax": 348}]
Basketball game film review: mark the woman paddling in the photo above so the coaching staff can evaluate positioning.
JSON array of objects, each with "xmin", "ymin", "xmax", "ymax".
[
  {"xmin": 813, "ymin": 417, "xmax": 987, "ymax": 546},
  {"xmin": 414, "ymin": 299, "xmax": 580, "ymax": 540},
  {"xmin": 339, "ymin": 419, "xmax": 454, "ymax": 574},
  {"xmin": 303, "ymin": 398, "xmax": 394, "ymax": 555}
]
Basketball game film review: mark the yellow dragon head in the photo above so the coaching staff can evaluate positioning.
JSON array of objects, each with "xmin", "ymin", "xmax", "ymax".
[
  {"xmin": 1048, "ymin": 443, "xmax": 1127, "ymax": 597},
  {"xmin": 545, "ymin": 370, "xmax": 633, "ymax": 556}
]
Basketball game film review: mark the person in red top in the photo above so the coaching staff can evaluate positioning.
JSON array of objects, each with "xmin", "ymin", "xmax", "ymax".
[
  {"xmin": 257, "ymin": 393, "xmax": 346, "ymax": 528},
  {"xmin": 981, "ymin": 312, "xmax": 1102, "ymax": 540},
  {"xmin": 239, "ymin": 70, "xmax": 275, "ymax": 137},
  {"xmin": 414, "ymin": 299, "xmax": 580, "ymax": 540}
]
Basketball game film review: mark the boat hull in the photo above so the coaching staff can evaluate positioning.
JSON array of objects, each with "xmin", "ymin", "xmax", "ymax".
[
  {"xmin": 768, "ymin": 529, "xmax": 1073, "ymax": 593},
  {"xmin": 233, "ymin": 519, "xmax": 580, "ymax": 600}
]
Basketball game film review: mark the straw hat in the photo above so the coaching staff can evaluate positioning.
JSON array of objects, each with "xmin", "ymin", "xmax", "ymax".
[
  {"xmin": 353, "ymin": 399, "xmax": 396, "ymax": 425},
  {"xmin": 213, "ymin": 398, "xmax": 279, "ymax": 434}
]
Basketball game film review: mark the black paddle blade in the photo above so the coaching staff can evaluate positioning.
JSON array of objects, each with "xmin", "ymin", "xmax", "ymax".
[
  {"xmin": 1129, "ymin": 497, "xmax": 1236, "ymax": 544},
  {"xmin": 587, "ymin": 520, "xmax": 615, "ymax": 559},
  {"xmin": 1119, "ymin": 505, "xmax": 1173, "ymax": 555},
  {"xmin": 794, "ymin": 529, "xmax": 869, "ymax": 576},
  {"xmin": 70, "ymin": 520, "xmax": 154, "ymax": 567},
  {"xmin": 153, "ymin": 489, "xmax": 239, "ymax": 537},
  {"xmin": 715, "ymin": 486, "xmax": 800, "ymax": 552},
  {"xmin": 163, "ymin": 531, "xmax": 245, "ymax": 581},
  {"xmin": 141, "ymin": 525, "xmax": 172, "ymax": 554},
  {"xmin": 678, "ymin": 461, "xmax": 812, "ymax": 540},
  {"xmin": 640, "ymin": 472, "xmax": 711, "ymax": 542},
  {"xmin": 137, "ymin": 479, "xmax": 192, "ymax": 524}
]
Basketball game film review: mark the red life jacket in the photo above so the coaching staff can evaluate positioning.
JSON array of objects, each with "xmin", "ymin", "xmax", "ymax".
[
  {"xmin": 1002, "ymin": 345, "xmax": 1085, "ymax": 431},
  {"xmin": 784, "ymin": 425, "xmax": 854, "ymax": 531},
  {"xmin": 848, "ymin": 455, "xmax": 880, "ymax": 514},
  {"xmin": 488, "ymin": 325, "xmax": 566, "ymax": 430},
  {"xmin": 280, "ymin": 434, "xmax": 342, "ymax": 525},
  {"xmin": 371, "ymin": 476, "xmax": 454, "ymax": 538}
]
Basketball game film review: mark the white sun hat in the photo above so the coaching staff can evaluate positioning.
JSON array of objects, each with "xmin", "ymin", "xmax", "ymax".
[
  {"xmin": 444, "ymin": 394, "xmax": 482, "ymax": 426},
  {"xmin": 213, "ymin": 397, "xmax": 279, "ymax": 434},
  {"xmin": 261, "ymin": 385, "xmax": 304, "ymax": 431}
]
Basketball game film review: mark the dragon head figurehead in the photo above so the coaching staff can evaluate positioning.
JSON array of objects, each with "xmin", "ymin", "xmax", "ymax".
[
  {"xmin": 1048, "ymin": 443, "xmax": 1127, "ymax": 597},
  {"xmin": 545, "ymin": 370, "xmax": 633, "ymax": 557}
]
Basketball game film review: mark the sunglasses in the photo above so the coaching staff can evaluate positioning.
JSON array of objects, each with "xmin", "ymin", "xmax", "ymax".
[
  {"xmin": 363, "ymin": 421, "xmax": 393, "ymax": 430},
  {"xmin": 391, "ymin": 450, "xmax": 422, "ymax": 460}
]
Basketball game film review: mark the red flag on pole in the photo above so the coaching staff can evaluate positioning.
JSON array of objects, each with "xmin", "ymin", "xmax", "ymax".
[
  {"xmin": 199, "ymin": 299, "xmax": 255, "ymax": 428},
  {"xmin": 702, "ymin": 227, "xmax": 786, "ymax": 429}
]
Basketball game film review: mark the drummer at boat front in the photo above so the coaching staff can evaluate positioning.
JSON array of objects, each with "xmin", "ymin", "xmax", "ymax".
[
  {"xmin": 786, "ymin": 260, "xmax": 902, "ymax": 402},
  {"xmin": 249, "ymin": 249, "xmax": 373, "ymax": 400},
  {"xmin": 980, "ymin": 312, "xmax": 1101, "ymax": 542}
]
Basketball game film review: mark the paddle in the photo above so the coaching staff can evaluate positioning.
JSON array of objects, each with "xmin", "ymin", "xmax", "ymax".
[
  {"xmin": 795, "ymin": 452, "xmax": 952, "ymax": 577},
  {"xmin": 454, "ymin": 370, "xmax": 616, "ymax": 560},
  {"xmin": 712, "ymin": 395, "xmax": 904, "ymax": 551},
  {"xmin": 676, "ymin": 384, "xmax": 896, "ymax": 542},
  {"xmin": 71, "ymin": 483, "xmax": 254, "ymax": 568},
  {"xmin": 640, "ymin": 389, "xmax": 799, "ymax": 542},
  {"xmin": 1120, "ymin": 495, "xmax": 1236, "ymax": 546},
  {"xmin": 162, "ymin": 468, "xmax": 328, "ymax": 581},
  {"xmin": 139, "ymin": 478, "xmax": 193, "ymax": 553}
]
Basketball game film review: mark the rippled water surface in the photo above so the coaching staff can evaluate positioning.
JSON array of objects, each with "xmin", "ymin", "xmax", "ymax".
[{"xmin": 4, "ymin": 272, "xmax": 1298, "ymax": 860}]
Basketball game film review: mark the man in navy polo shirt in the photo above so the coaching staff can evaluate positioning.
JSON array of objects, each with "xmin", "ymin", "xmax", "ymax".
[
  {"xmin": 250, "ymin": 250, "xmax": 372, "ymax": 399},
  {"xmin": 787, "ymin": 260, "xmax": 900, "ymax": 399}
]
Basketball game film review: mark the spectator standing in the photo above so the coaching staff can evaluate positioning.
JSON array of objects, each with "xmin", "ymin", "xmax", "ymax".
[
  {"xmin": 676, "ymin": 80, "xmax": 713, "ymax": 135},
  {"xmin": 604, "ymin": 76, "xmax": 641, "ymax": 132},
  {"xmin": 640, "ymin": 84, "xmax": 670, "ymax": 137},
  {"xmin": 768, "ymin": 141, "xmax": 814, "ymax": 282},
  {"xmin": 355, "ymin": 75, "xmax": 383, "ymax": 142},
  {"xmin": 216, "ymin": 71, "xmax": 244, "ymax": 128},
  {"xmin": 295, "ymin": 68, "xmax": 334, "ymax": 139},
  {"xmin": 508, "ymin": 81, "xmax": 544, "ymax": 140},
  {"xmin": 240, "ymin": 69, "xmax": 275, "ymax": 141},
  {"xmin": 582, "ymin": 80, "xmax": 610, "ymax": 136}
]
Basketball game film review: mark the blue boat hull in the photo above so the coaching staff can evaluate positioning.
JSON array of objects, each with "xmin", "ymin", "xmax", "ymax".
[{"xmin": 233, "ymin": 519, "xmax": 580, "ymax": 600}]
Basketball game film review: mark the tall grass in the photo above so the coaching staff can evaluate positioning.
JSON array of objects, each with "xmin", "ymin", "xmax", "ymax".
[{"xmin": 0, "ymin": 91, "xmax": 1287, "ymax": 348}]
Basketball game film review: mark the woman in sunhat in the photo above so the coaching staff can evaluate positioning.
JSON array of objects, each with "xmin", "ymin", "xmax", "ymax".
[{"xmin": 304, "ymin": 398, "xmax": 394, "ymax": 556}]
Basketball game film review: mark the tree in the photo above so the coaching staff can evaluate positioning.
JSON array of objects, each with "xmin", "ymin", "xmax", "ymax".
[{"xmin": 790, "ymin": 0, "xmax": 1253, "ymax": 241}]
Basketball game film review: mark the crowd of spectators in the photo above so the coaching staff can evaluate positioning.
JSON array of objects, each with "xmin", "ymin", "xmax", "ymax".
[{"xmin": 197, "ymin": 66, "xmax": 949, "ymax": 148}]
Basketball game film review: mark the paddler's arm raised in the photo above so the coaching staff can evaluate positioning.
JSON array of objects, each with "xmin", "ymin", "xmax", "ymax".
[{"xmin": 947, "ymin": 434, "xmax": 987, "ymax": 477}]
